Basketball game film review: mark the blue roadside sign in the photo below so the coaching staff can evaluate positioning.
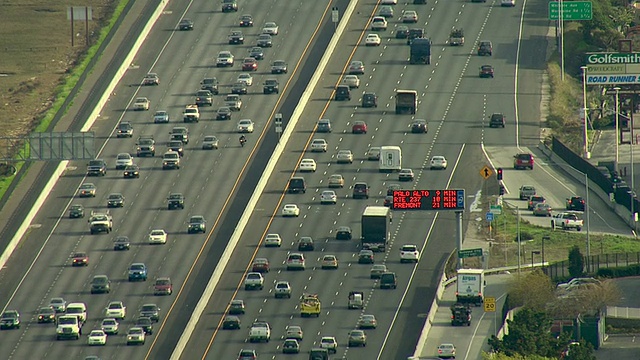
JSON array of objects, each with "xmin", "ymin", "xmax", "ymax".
[{"xmin": 486, "ymin": 212, "xmax": 494, "ymax": 222}]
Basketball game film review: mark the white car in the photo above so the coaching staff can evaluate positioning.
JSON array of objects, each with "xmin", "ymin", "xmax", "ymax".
[
  {"xmin": 286, "ymin": 253, "xmax": 305, "ymax": 270},
  {"xmin": 237, "ymin": 119, "xmax": 254, "ymax": 133},
  {"xmin": 202, "ymin": 135, "xmax": 219, "ymax": 150},
  {"xmin": 336, "ymin": 150, "xmax": 353, "ymax": 164},
  {"xmin": 402, "ymin": 10, "xmax": 418, "ymax": 23},
  {"xmin": 400, "ymin": 244, "xmax": 420, "ymax": 263},
  {"xmin": 87, "ymin": 330, "xmax": 107, "ymax": 346},
  {"xmin": 216, "ymin": 50, "xmax": 234, "ymax": 67},
  {"xmin": 299, "ymin": 159, "xmax": 317, "ymax": 172},
  {"xmin": 262, "ymin": 21, "xmax": 279, "ymax": 35},
  {"xmin": 371, "ymin": 16, "xmax": 388, "ymax": 31},
  {"xmin": 342, "ymin": 75, "xmax": 360, "ymax": 88},
  {"xmin": 105, "ymin": 301, "xmax": 126, "ymax": 319},
  {"xmin": 237, "ymin": 73, "xmax": 253, "ymax": 86},
  {"xmin": 264, "ymin": 233, "xmax": 282, "ymax": 247},
  {"xmin": 311, "ymin": 139, "xmax": 328, "ymax": 152},
  {"xmin": 127, "ymin": 327, "xmax": 146, "ymax": 345},
  {"xmin": 282, "ymin": 204, "xmax": 300, "ymax": 217},
  {"xmin": 381, "ymin": 0, "xmax": 397, "ymax": 3},
  {"xmin": 101, "ymin": 318, "xmax": 119, "ymax": 335},
  {"xmin": 430, "ymin": 156, "xmax": 448, "ymax": 170},
  {"xmin": 320, "ymin": 190, "xmax": 337, "ymax": 204},
  {"xmin": 115, "ymin": 153, "xmax": 133, "ymax": 169},
  {"xmin": 365, "ymin": 34, "xmax": 381, "ymax": 46},
  {"xmin": 149, "ymin": 229, "xmax": 167, "ymax": 244},
  {"xmin": 398, "ymin": 168, "xmax": 415, "ymax": 181},
  {"xmin": 133, "ymin": 97, "xmax": 150, "ymax": 111},
  {"xmin": 320, "ymin": 336, "xmax": 338, "ymax": 353}
]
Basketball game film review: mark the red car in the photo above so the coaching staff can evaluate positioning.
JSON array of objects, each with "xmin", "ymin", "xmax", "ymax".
[
  {"xmin": 251, "ymin": 258, "xmax": 270, "ymax": 273},
  {"xmin": 72, "ymin": 252, "xmax": 88, "ymax": 266},
  {"xmin": 352, "ymin": 121, "xmax": 368, "ymax": 134},
  {"xmin": 154, "ymin": 277, "xmax": 173, "ymax": 295},
  {"xmin": 242, "ymin": 58, "xmax": 258, "ymax": 71}
]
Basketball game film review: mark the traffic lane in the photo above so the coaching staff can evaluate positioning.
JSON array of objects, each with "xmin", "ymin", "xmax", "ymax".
[{"xmin": 596, "ymin": 335, "xmax": 640, "ymax": 360}]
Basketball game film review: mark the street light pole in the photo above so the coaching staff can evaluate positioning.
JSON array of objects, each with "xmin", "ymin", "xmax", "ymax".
[
  {"xmin": 585, "ymin": 172, "xmax": 591, "ymax": 264},
  {"xmin": 560, "ymin": 0, "xmax": 565, "ymax": 81},
  {"xmin": 581, "ymin": 66, "xmax": 590, "ymax": 159},
  {"xmin": 517, "ymin": 206, "xmax": 521, "ymax": 275},
  {"xmin": 615, "ymin": 87, "xmax": 621, "ymax": 172}
]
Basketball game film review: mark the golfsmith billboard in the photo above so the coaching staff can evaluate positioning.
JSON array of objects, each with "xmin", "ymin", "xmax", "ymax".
[{"xmin": 585, "ymin": 53, "xmax": 640, "ymax": 84}]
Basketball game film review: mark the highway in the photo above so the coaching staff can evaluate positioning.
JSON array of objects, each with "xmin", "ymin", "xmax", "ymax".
[
  {"xmin": 0, "ymin": 0, "xmax": 338, "ymax": 359},
  {"xmin": 178, "ymin": 0, "xmax": 549, "ymax": 359}
]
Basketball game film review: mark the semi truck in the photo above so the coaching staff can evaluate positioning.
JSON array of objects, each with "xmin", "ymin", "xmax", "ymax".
[
  {"xmin": 456, "ymin": 269, "xmax": 485, "ymax": 305},
  {"xmin": 379, "ymin": 146, "xmax": 402, "ymax": 172},
  {"xmin": 395, "ymin": 90, "xmax": 417, "ymax": 114},
  {"xmin": 409, "ymin": 37, "xmax": 431, "ymax": 64},
  {"xmin": 361, "ymin": 206, "xmax": 390, "ymax": 252}
]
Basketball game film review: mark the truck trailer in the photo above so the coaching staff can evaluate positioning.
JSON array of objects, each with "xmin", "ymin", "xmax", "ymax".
[
  {"xmin": 409, "ymin": 37, "xmax": 431, "ymax": 64},
  {"xmin": 395, "ymin": 90, "xmax": 417, "ymax": 114},
  {"xmin": 361, "ymin": 206, "xmax": 390, "ymax": 252},
  {"xmin": 456, "ymin": 269, "xmax": 485, "ymax": 305}
]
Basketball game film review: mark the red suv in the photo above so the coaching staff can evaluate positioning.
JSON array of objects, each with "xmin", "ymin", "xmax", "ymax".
[
  {"xmin": 353, "ymin": 182, "xmax": 370, "ymax": 199},
  {"xmin": 513, "ymin": 153, "xmax": 534, "ymax": 170}
]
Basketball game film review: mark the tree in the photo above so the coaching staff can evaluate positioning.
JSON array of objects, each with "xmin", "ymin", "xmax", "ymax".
[
  {"xmin": 568, "ymin": 246, "xmax": 584, "ymax": 278},
  {"xmin": 506, "ymin": 269, "xmax": 555, "ymax": 310}
]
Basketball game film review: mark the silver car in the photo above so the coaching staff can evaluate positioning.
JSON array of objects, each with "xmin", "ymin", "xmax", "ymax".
[
  {"xmin": 358, "ymin": 314, "xmax": 377, "ymax": 329},
  {"xmin": 336, "ymin": 150, "xmax": 353, "ymax": 164},
  {"xmin": 202, "ymin": 136, "xmax": 219, "ymax": 150}
]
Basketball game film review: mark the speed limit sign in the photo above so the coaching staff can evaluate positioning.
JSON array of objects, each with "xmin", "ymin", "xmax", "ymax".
[{"xmin": 484, "ymin": 297, "xmax": 496, "ymax": 312}]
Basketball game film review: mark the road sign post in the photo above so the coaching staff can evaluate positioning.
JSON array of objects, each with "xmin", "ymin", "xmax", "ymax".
[
  {"xmin": 484, "ymin": 296, "xmax": 497, "ymax": 335},
  {"xmin": 274, "ymin": 113, "xmax": 283, "ymax": 142},
  {"xmin": 549, "ymin": 1, "xmax": 592, "ymax": 20},
  {"xmin": 331, "ymin": 7, "xmax": 339, "ymax": 30}
]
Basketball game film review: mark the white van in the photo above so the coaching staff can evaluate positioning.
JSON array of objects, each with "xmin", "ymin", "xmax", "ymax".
[{"xmin": 379, "ymin": 146, "xmax": 402, "ymax": 172}]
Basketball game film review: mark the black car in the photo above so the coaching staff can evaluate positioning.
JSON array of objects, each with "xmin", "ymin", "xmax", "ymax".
[
  {"xmin": 188, "ymin": 215, "xmax": 206, "ymax": 234},
  {"xmin": 239, "ymin": 14, "xmax": 253, "ymax": 27},
  {"xmin": 396, "ymin": 25, "xmax": 409, "ymax": 39},
  {"xmin": 222, "ymin": 315, "xmax": 241, "ymax": 330},
  {"xmin": 135, "ymin": 317, "xmax": 153, "ymax": 335},
  {"xmin": 178, "ymin": 19, "xmax": 194, "ymax": 30},
  {"xmin": 116, "ymin": 122, "xmax": 134, "ymax": 138},
  {"xmin": 566, "ymin": 196, "xmax": 585, "ymax": 211},
  {"xmin": 228, "ymin": 31, "xmax": 244, "ymax": 44},
  {"xmin": 263, "ymin": 79, "xmax": 279, "ymax": 94},
  {"xmin": 271, "ymin": 60, "xmax": 288, "ymax": 74},
  {"xmin": 200, "ymin": 77, "xmax": 219, "ymax": 95},
  {"xmin": 222, "ymin": 0, "xmax": 238, "ymax": 12},
  {"xmin": 37, "ymin": 307, "xmax": 56, "ymax": 323},
  {"xmin": 248, "ymin": 47, "xmax": 264, "ymax": 60},
  {"xmin": 362, "ymin": 92, "xmax": 378, "ymax": 108},
  {"xmin": 411, "ymin": 119, "xmax": 428, "ymax": 133},
  {"xmin": 489, "ymin": 113, "xmax": 506, "ymax": 128},
  {"xmin": 231, "ymin": 82, "xmax": 247, "ymax": 95},
  {"xmin": 167, "ymin": 193, "xmax": 185, "ymax": 210},
  {"xmin": 335, "ymin": 226, "xmax": 352, "ymax": 240},
  {"xmin": 107, "ymin": 193, "xmax": 125, "ymax": 208},
  {"xmin": 113, "ymin": 236, "xmax": 131, "ymax": 251},
  {"xmin": 69, "ymin": 204, "xmax": 85, "ymax": 218},
  {"xmin": 139, "ymin": 304, "xmax": 160, "ymax": 322},
  {"xmin": 479, "ymin": 65, "xmax": 494, "ymax": 78},
  {"xmin": 317, "ymin": 119, "xmax": 331, "ymax": 133},
  {"xmin": 216, "ymin": 107, "xmax": 232, "ymax": 120},
  {"xmin": 123, "ymin": 164, "xmax": 140, "ymax": 178},
  {"xmin": 358, "ymin": 250, "xmax": 375, "ymax": 264},
  {"xmin": 334, "ymin": 85, "xmax": 351, "ymax": 101},
  {"xmin": 167, "ymin": 141, "xmax": 184, "ymax": 157},
  {"xmin": 297, "ymin": 237, "xmax": 315, "ymax": 251},
  {"xmin": 90, "ymin": 275, "xmax": 111, "ymax": 294},
  {"xmin": 228, "ymin": 300, "xmax": 245, "ymax": 315}
]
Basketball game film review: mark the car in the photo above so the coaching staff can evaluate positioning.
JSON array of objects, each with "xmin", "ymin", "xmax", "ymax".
[
  {"xmin": 480, "ymin": 64, "xmax": 495, "ymax": 78},
  {"xmin": 528, "ymin": 195, "xmax": 546, "ymax": 210},
  {"xmin": 378, "ymin": 5, "xmax": 394, "ymax": 17},
  {"xmin": 263, "ymin": 79, "xmax": 279, "ymax": 94},
  {"xmin": 287, "ymin": 177, "xmax": 307, "ymax": 193},
  {"xmin": 136, "ymin": 316, "xmax": 154, "ymax": 334},
  {"xmin": 237, "ymin": 349, "xmax": 257, "ymax": 360},
  {"xmin": 358, "ymin": 314, "xmax": 378, "ymax": 329},
  {"xmin": 113, "ymin": 235, "xmax": 131, "ymax": 250},
  {"xmin": 402, "ymin": 10, "xmax": 418, "ymax": 23},
  {"xmin": 286, "ymin": 253, "xmax": 306, "ymax": 270},
  {"xmin": 101, "ymin": 318, "xmax": 119, "ymax": 334},
  {"xmin": 370, "ymin": 264, "xmax": 388, "ymax": 279},
  {"xmin": 343, "ymin": 74, "xmax": 360, "ymax": 88},
  {"xmin": 237, "ymin": 119, "xmax": 254, "ymax": 133},
  {"xmin": 116, "ymin": 121, "xmax": 134, "ymax": 137},
  {"xmin": 358, "ymin": 249, "xmax": 374, "ymax": 264},
  {"xmin": 328, "ymin": 174, "xmax": 345, "ymax": 188},
  {"xmin": 381, "ymin": 0, "xmax": 397, "ymax": 3},
  {"xmin": 282, "ymin": 338, "xmax": 300, "ymax": 353},
  {"xmin": 0, "ymin": 310, "xmax": 20, "ymax": 330},
  {"xmin": 140, "ymin": 304, "xmax": 161, "ymax": 322},
  {"xmin": 271, "ymin": 60, "xmax": 288, "ymax": 74},
  {"xmin": 514, "ymin": 153, "xmax": 534, "ymax": 170},
  {"xmin": 106, "ymin": 193, "xmax": 125, "ymax": 208},
  {"xmin": 348, "ymin": 60, "xmax": 365, "ymax": 74},
  {"xmin": 228, "ymin": 30, "xmax": 244, "ymax": 44},
  {"xmin": 154, "ymin": 277, "xmax": 173, "ymax": 295},
  {"xmin": 311, "ymin": 138, "xmax": 328, "ymax": 152},
  {"xmin": 557, "ymin": 277, "xmax": 600, "ymax": 291},
  {"xmin": 37, "ymin": 307, "xmax": 56, "ymax": 323},
  {"xmin": 142, "ymin": 73, "xmax": 159, "ymax": 86},
  {"xmin": 241, "ymin": 58, "xmax": 257, "ymax": 72},
  {"xmin": 335, "ymin": 226, "xmax": 352, "ymax": 240},
  {"xmin": 262, "ymin": 21, "xmax": 279, "ymax": 35},
  {"xmin": 411, "ymin": 119, "xmax": 428, "ymax": 133},
  {"xmin": 399, "ymin": 168, "xmax": 415, "ymax": 181},
  {"xmin": 222, "ymin": 315, "xmax": 241, "ymax": 330},
  {"xmin": 87, "ymin": 330, "xmax": 107, "ymax": 346},
  {"xmin": 282, "ymin": 204, "xmax": 300, "ymax": 217},
  {"xmin": 362, "ymin": 92, "xmax": 378, "ymax": 107},
  {"xmin": 430, "ymin": 156, "xmax": 448, "ymax": 170},
  {"xmin": 299, "ymin": 158, "xmax": 317, "ymax": 172},
  {"xmin": 49, "ymin": 297, "xmax": 67, "ymax": 312},
  {"xmin": 200, "ymin": 77, "xmax": 219, "ymax": 94},
  {"xmin": 437, "ymin": 343, "xmax": 456, "ymax": 359},
  {"xmin": 188, "ymin": 215, "xmax": 206, "ymax": 234},
  {"xmin": 320, "ymin": 190, "xmax": 337, "ymax": 204},
  {"xmin": 501, "ymin": 0, "xmax": 516, "ymax": 6},
  {"xmin": 78, "ymin": 183, "xmax": 96, "ymax": 197},
  {"xmin": 384, "ymin": 195, "xmax": 393, "ymax": 207},
  {"xmin": 72, "ymin": 252, "xmax": 88, "ymax": 266},
  {"xmin": 216, "ymin": 107, "xmax": 232, "ymax": 120},
  {"xmin": 228, "ymin": 300, "xmax": 245, "ymax": 315},
  {"xmin": 478, "ymin": 40, "xmax": 493, "ymax": 56},
  {"xmin": 336, "ymin": 150, "xmax": 354, "ymax": 163},
  {"xmin": 367, "ymin": 146, "xmax": 381, "ymax": 160},
  {"xmin": 387, "ymin": 184, "xmax": 401, "ymax": 196},
  {"xmin": 371, "ymin": 16, "xmax": 388, "ymax": 31},
  {"xmin": 348, "ymin": 330, "xmax": 367, "ymax": 347},
  {"xmin": 489, "ymin": 113, "xmax": 506, "ymax": 128},
  {"xmin": 105, "ymin": 301, "xmax": 126, "ymax": 319},
  {"xmin": 167, "ymin": 141, "xmax": 184, "ymax": 157},
  {"xmin": 380, "ymin": 272, "xmax": 397, "ymax": 289},
  {"xmin": 244, "ymin": 272, "xmax": 264, "ymax": 291},
  {"xmin": 285, "ymin": 325, "xmax": 304, "ymax": 340},
  {"xmin": 178, "ymin": 18, "xmax": 194, "ymax": 30},
  {"xmin": 320, "ymin": 336, "xmax": 338, "ymax": 353},
  {"xmin": 123, "ymin": 164, "xmax": 140, "ymax": 178},
  {"xmin": 239, "ymin": 14, "xmax": 253, "ymax": 27},
  {"xmin": 153, "ymin": 110, "xmax": 169, "ymax": 123},
  {"xmin": 133, "ymin": 97, "xmax": 150, "ymax": 111},
  {"xmin": 400, "ymin": 244, "xmax": 420, "ymax": 263},
  {"xmin": 533, "ymin": 203, "xmax": 552, "ymax": 217},
  {"xmin": 321, "ymin": 255, "xmax": 338, "ymax": 269},
  {"xmin": 128, "ymin": 263, "xmax": 148, "ymax": 281},
  {"xmin": 256, "ymin": 33, "xmax": 273, "ymax": 47},
  {"xmin": 167, "ymin": 193, "xmax": 185, "ymax": 210},
  {"xmin": 252, "ymin": 258, "xmax": 270, "ymax": 273},
  {"xmin": 566, "ymin": 196, "xmax": 585, "ymax": 211},
  {"xmin": 317, "ymin": 118, "xmax": 332, "ymax": 132},
  {"xmin": 162, "ymin": 150, "xmax": 180, "ymax": 170},
  {"xmin": 231, "ymin": 82, "xmax": 248, "ymax": 95},
  {"xmin": 352, "ymin": 121, "xmax": 367, "ymax": 134},
  {"xmin": 222, "ymin": 0, "xmax": 238, "ymax": 12},
  {"xmin": 274, "ymin": 281, "xmax": 292, "ymax": 298},
  {"xmin": 148, "ymin": 229, "xmax": 167, "ymax": 244},
  {"xmin": 194, "ymin": 90, "xmax": 212, "ymax": 107},
  {"xmin": 396, "ymin": 25, "xmax": 409, "ymax": 39},
  {"xmin": 353, "ymin": 182, "xmax": 369, "ymax": 199},
  {"xmin": 69, "ymin": 204, "xmax": 85, "ymax": 218},
  {"xmin": 335, "ymin": 84, "xmax": 351, "ymax": 100},
  {"xmin": 90, "ymin": 275, "xmax": 111, "ymax": 294},
  {"xmin": 248, "ymin": 46, "xmax": 264, "ymax": 60},
  {"xmin": 216, "ymin": 50, "xmax": 234, "ymax": 67},
  {"xmin": 202, "ymin": 135, "xmax": 219, "ymax": 150},
  {"xmin": 126, "ymin": 327, "xmax": 145, "ymax": 345},
  {"xmin": 297, "ymin": 236, "xmax": 315, "ymax": 251}
]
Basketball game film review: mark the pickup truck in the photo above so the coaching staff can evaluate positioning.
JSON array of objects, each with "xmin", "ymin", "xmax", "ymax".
[
  {"xmin": 66, "ymin": 302, "xmax": 87, "ymax": 323},
  {"xmin": 449, "ymin": 28, "xmax": 464, "ymax": 46},
  {"xmin": 183, "ymin": 104, "xmax": 200, "ymax": 123},
  {"xmin": 249, "ymin": 321, "xmax": 271, "ymax": 343},
  {"xmin": 89, "ymin": 211, "xmax": 112, "ymax": 234},
  {"xmin": 56, "ymin": 315, "xmax": 81, "ymax": 340},
  {"xmin": 244, "ymin": 272, "xmax": 264, "ymax": 290},
  {"xmin": 519, "ymin": 185, "xmax": 536, "ymax": 200},
  {"xmin": 551, "ymin": 212, "xmax": 583, "ymax": 231},
  {"xmin": 225, "ymin": 94, "xmax": 242, "ymax": 111}
]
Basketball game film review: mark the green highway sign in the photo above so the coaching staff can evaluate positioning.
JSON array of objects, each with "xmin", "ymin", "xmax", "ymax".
[
  {"xmin": 549, "ymin": 1, "xmax": 592, "ymax": 21},
  {"xmin": 458, "ymin": 248, "xmax": 483, "ymax": 259},
  {"xmin": 490, "ymin": 205, "xmax": 502, "ymax": 215}
]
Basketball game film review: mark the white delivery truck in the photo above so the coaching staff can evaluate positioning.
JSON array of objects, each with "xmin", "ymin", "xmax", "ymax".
[
  {"xmin": 379, "ymin": 146, "xmax": 402, "ymax": 172},
  {"xmin": 456, "ymin": 269, "xmax": 485, "ymax": 306}
]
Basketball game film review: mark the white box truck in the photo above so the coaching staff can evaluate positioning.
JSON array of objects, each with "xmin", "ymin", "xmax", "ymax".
[
  {"xmin": 456, "ymin": 269, "xmax": 485, "ymax": 306},
  {"xmin": 379, "ymin": 146, "xmax": 402, "ymax": 172}
]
